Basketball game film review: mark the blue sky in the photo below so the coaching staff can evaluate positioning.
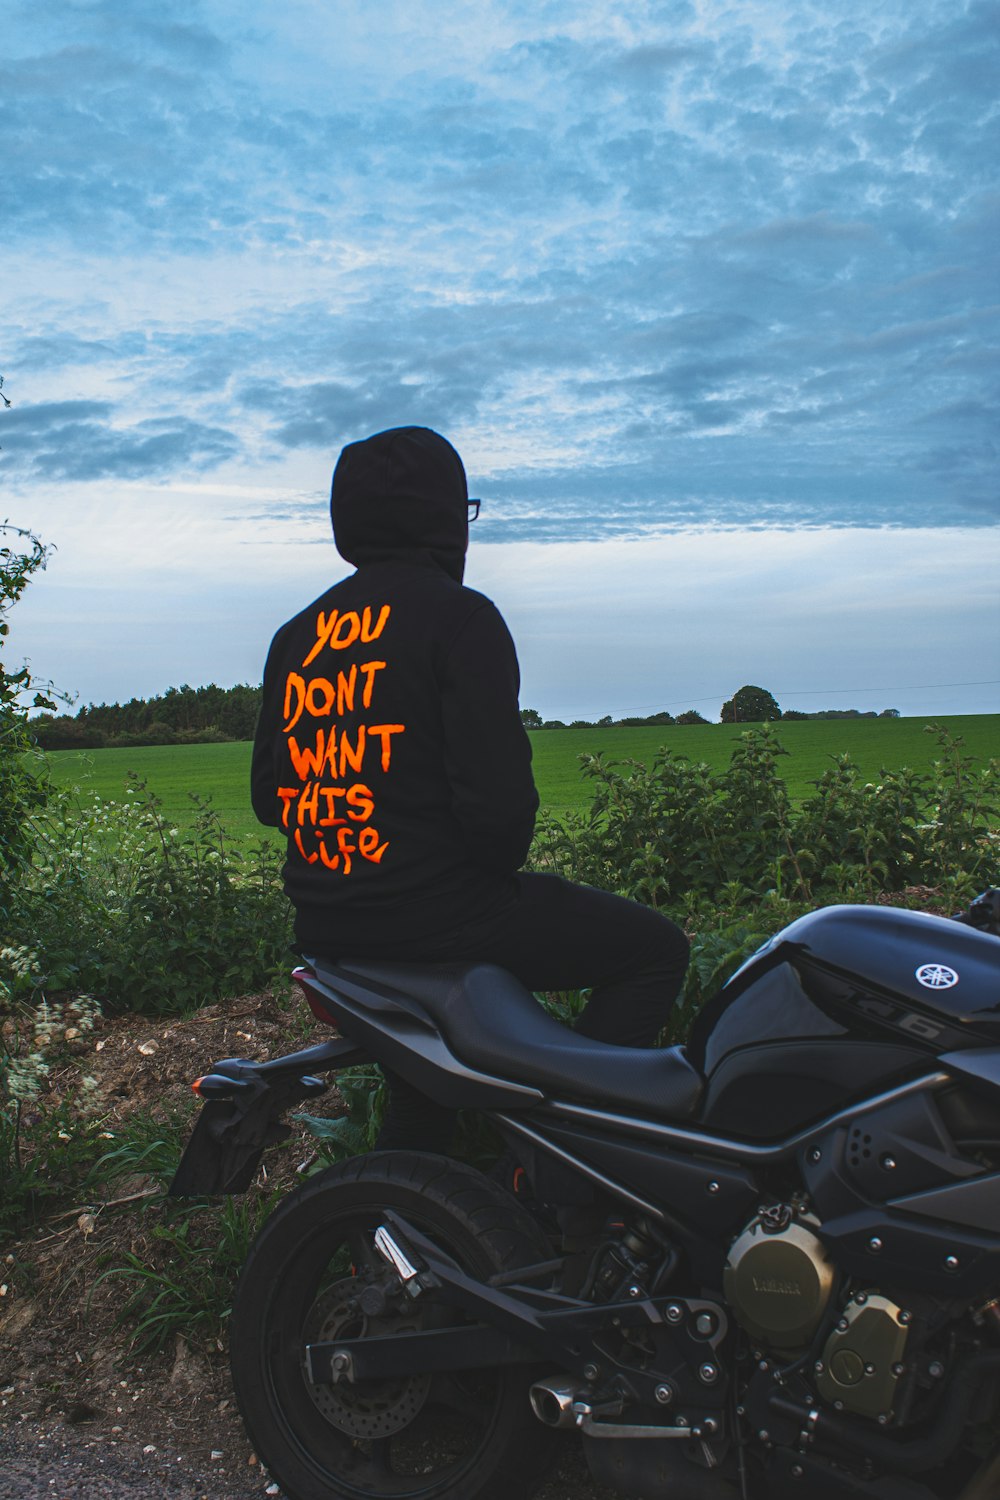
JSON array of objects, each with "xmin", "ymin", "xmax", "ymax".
[{"xmin": 3, "ymin": 0, "xmax": 998, "ymax": 721}]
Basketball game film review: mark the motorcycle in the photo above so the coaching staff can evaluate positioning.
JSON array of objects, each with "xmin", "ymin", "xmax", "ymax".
[{"xmin": 169, "ymin": 890, "xmax": 1000, "ymax": 1500}]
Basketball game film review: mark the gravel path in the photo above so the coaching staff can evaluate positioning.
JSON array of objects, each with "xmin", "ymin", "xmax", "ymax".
[
  {"xmin": 0, "ymin": 1422, "xmax": 267, "ymax": 1500},
  {"xmin": 0, "ymin": 1418, "xmax": 612, "ymax": 1500}
]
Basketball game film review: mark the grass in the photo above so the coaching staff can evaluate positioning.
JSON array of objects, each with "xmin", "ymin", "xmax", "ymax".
[
  {"xmin": 46, "ymin": 741, "xmax": 265, "ymax": 837},
  {"xmin": 528, "ymin": 714, "xmax": 1000, "ymax": 812},
  {"xmin": 43, "ymin": 713, "xmax": 999, "ymax": 839}
]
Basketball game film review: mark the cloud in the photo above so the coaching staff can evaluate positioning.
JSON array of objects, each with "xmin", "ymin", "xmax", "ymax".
[
  {"xmin": 2, "ymin": 401, "xmax": 237, "ymax": 480},
  {"xmin": 1, "ymin": 0, "xmax": 996, "ymax": 536},
  {"xmin": 732, "ymin": 212, "xmax": 878, "ymax": 249},
  {"xmin": 11, "ymin": 492, "xmax": 997, "ymax": 720},
  {"xmin": 612, "ymin": 42, "xmax": 704, "ymax": 75}
]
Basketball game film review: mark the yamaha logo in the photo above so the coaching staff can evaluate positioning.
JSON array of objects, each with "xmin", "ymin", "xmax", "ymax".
[
  {"xmin": 915, "ymin": 963, "xmax": 959, "ymax": 990},
  {"xmin": 752, "ymin": 1276, "xmax": 802, "ymax": 1296}
]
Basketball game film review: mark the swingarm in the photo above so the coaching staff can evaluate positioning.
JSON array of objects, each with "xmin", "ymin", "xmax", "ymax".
[{"xmin": 306, "ymin": 1210, "xmax": 731, "ymax": 1435}]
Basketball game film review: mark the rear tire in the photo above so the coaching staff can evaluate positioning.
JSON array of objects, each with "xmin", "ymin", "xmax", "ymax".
[{"xmin": 230, "ymin": 1151, "xmax": 558, "ymax": 1500}]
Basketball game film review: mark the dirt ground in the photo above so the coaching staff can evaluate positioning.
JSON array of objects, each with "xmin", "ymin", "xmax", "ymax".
[{"xmin": 0, "ymin": 990, "xmax": 612, "ymax": 1499}]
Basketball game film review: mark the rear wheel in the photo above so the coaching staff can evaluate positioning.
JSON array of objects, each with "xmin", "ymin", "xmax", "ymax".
[{"xmin": 230, "ymin": 1151, "xmax": 558, "ymax": 1500}]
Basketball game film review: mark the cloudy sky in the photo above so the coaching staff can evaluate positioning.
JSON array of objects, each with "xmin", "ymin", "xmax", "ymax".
[{"xmin": 3, "ymin": 0, "xmax": 998, "ymax": 722}]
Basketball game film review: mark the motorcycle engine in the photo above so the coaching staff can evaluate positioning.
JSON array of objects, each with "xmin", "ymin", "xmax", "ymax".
[
  {"xmin": 725, "ymin": 1207, "xmax": 914, "ymax": 1422},
  {"xmin": 815, "ymin": 1290, "xmax": 910, "ymax": 1421},
  {"xmin": 723, "ymin": 1204, "xmax": 835, "ymax": 1351}
]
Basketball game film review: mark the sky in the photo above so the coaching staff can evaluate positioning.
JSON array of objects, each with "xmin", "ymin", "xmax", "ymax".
[{"xmin": 3, "ymin": 0, "xmax": 998, "ymax": 723}]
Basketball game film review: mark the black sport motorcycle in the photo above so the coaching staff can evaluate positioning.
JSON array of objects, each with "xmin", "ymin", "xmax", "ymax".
[{"xmin": 170, "ymin": 891, "xmax": 1000, "ymax": 1500}]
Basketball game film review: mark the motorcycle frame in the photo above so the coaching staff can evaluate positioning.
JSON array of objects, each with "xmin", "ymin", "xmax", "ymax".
[
  {"xmin": 166, "ymin": 907, "xmax": 1000, "ymax": 1500},
  {"xmin": 171, "ymin": 961, "xmax": 1000, "ymax": 1296}
]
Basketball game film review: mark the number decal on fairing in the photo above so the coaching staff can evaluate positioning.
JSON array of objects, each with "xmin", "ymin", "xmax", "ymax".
[{"xmin": 897, "ymin": 1011, "xmax": 945, "ymax": 1040}]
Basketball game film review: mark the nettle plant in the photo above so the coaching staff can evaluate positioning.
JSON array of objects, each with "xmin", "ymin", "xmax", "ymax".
[
  {"xmin": 13, "ymin": 778, "xmax": 294, "ymax": 1015},
  {"xmin": 0, "ymin": 944, "xmax": 102, "ymax": 1223},
  {"xmin": 533, "ymin": 723, "xmax": 998, "ymax": 909},
  {"xmin": 0, "ymin": 945, "xmax": 100, "ymax": 1096},
  {"xmin": 0, "ymin": 523, "xmax": 58, "ymax": 923},
  {"xmin": 531, "ymin": 724, "xmax": 999, "ymax": 1018}
]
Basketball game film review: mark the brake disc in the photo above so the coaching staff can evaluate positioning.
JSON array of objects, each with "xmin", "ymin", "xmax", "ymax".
[{"xmin": 302, "ymin": 1279, "xmax": 431, "ymax": 1439}]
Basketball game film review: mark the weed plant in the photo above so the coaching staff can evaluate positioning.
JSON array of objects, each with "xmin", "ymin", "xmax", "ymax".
[
  {"xmin": 296, "ymin": 1064, "xmax": 503, "ymax": 1175},
  {"xmin": 0, "ymin": 1097, "xmax": 108, "ymax": 1240},
  {"xmin": 0, "ymin": 946, "xmax": 104, "ymax": 1235},
  {"xmin": 8, "ymin": 778, "xmax": 293, "ymax": 1014},
  {"xmin": 14, "ymin": 723, "xmax": 993, "ymax": 1030},
  {"xmin": 87, "ymin": 1103, "xmax": 198, "ymax": 1192},
  {"xmin": 296, "ymin": 1063, "xmax": 386, "ymax": 1162},
  {"xmin": 39, "ymin": 1108, "xmax": 276, "ymax": 1353},
  {"xmin": 94, "ymin": 1190, "xmax": 283, "ymax": 1353},
  {"xmin": 531, "ymin": 723, "xmax": 999, "ymax": 1009},
  {"xmin": 533, "ymin": 723, "xmax": 997, "ymax": 910}
]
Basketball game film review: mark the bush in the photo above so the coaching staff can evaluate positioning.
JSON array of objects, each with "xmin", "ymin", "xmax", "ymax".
[
  {"xmin": 0, "ymin": 1093, "xmax": 107, "ymax": 1240},
  {"xmin": 0, "ymin": 945, "xmax": 105, "ymax": 1235},
  {"xmin": 530, "ymin": 723, "xmax": 999, "ymax": 1019},
  {"xmin": 534, "ymin": 723, "xmax": 998, "ymax": 909},
  {"xmin": 27, "ymin": 714, "xmax": 106, "ymax": 751},
  {"xmin": 0, "ymin": 525, "xmax": 94, "ymax": 1229},
  {"xmin": 7, "ymin": 779, "xmax": 294, "ymax": 1014},
  {"xmin": 96, "ymin": 1192, "xmax": 283, "ymax": 1352},
  {"xmin": 1, "ymin": 525, "xmax": 58, "ymax": 921}
]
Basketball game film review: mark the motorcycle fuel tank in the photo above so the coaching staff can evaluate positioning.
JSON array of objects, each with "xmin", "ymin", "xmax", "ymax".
[
  {"xmin": 705, "ymin": 906, "xmax": 1000, "ymax": 1054},
  {"xmin": 773, "ymin": 906, "xmax": 999, "ymax": 1031},
  {"xmin": 690, "ymin": 905, "xmax": 1000, "ymax": 1139}
]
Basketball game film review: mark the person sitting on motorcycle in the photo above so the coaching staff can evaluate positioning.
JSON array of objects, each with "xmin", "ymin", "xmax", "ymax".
[{"xmin": 251, "ymin": 425, "xmax": 690, "ymax": 1151}]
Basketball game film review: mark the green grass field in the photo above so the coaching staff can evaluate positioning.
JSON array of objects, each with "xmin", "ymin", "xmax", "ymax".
[{"xmin": 43, "ymin": 713, "xmax": 998, "ymax": 844}]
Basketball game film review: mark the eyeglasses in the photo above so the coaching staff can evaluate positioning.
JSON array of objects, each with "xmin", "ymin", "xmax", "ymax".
[{"xmin": 467, "ymin": 498, "xmax": 481, "ymax": 522}]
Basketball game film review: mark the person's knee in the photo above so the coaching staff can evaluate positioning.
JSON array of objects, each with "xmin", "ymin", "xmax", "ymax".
[
  {"xmin": 642, "ymin": 908, "xmax": 690, "ymax": 975},
  {"xmin": 669, "ymin": 921, "xmax": 690, "ymax": 969}
]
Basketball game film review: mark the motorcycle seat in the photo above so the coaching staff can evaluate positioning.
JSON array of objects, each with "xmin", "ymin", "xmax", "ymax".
[{"xmin": 326, "ymin": 958, "xmax": 704, "ymax": 1120}]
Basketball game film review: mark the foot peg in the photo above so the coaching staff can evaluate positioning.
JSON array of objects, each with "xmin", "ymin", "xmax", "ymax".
[{"xmin": 529, "ymin": 1376, "xmax": 698, "ymax": 1439}]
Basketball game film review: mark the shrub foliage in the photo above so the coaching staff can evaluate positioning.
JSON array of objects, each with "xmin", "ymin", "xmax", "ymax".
[
  {"xmin": 31, "ymin": 680, "xmax": 263, "ymax": 750},
  {"xmin": 1, "ymin": 524, "xmax": 57, "ymax": 920},
  {"xmin": 530, "ymin": 723, "xmax": 998, "ymax": 1022},
  {"xmin": 6, "ymin": 722, "xmax": 996, "ymax": 1029},
  {"xmin": 532, "ymin": 723, "xmax": 997, "ymax": 910},
  {"xmin": 6, "ymin": 780, "xmax": 293, "ymax": 1014}
]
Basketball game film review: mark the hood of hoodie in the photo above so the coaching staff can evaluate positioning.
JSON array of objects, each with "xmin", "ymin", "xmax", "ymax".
[{"xmin": 330, "ymin": 426, "xmax": 469, "ymax": 584}]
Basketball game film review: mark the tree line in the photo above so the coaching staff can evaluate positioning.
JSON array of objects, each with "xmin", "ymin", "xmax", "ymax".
[
  {"xmin": 30, "ymin": 680, "xmax": 903, "ymax": 751},
  {"xmin": 521, "ymin": 708, "xmax": 711, "ymax": 730},
  {"xmin": 30, "ymin": 682, "xmax": 264, "ymax": 749},
  {"xmin": 522, "ymin": 685, "xmax": 901, "ymax": 731}
]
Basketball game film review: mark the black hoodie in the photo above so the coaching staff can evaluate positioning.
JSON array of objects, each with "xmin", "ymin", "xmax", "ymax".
[{"xmin": 251, "ymin": 426, "xmax": 539, "ymax": 949}]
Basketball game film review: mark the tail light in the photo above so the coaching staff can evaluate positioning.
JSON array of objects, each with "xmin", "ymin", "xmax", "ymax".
[
  {"xmin": 292, "ymin": 965, "xmax": 341, "ymax": 1029},
  {"xmin": 191, "ymin": 1073, "xmax": 255, "ymax": 1100}
]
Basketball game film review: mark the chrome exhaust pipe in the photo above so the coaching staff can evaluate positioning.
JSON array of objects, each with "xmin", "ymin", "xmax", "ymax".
[{"xmin": 529, "ymin": 1378, "xmax": 584, "ymax": 1429}]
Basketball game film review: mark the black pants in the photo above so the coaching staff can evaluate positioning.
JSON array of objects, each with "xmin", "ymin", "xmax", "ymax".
[{"xmin": 371, "ymin": 873, "xmax": 689, "ymax": 1153}]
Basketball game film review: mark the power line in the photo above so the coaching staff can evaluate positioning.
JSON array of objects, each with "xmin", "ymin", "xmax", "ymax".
[{"xmin": 774, "ymin": 679, "xmax": 1000, "ymax": 698}]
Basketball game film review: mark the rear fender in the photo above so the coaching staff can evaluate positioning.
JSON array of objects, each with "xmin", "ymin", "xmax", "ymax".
[{"xmin": 168, "ymin": 1034, "xmax": 369, "ymax": 1197}]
